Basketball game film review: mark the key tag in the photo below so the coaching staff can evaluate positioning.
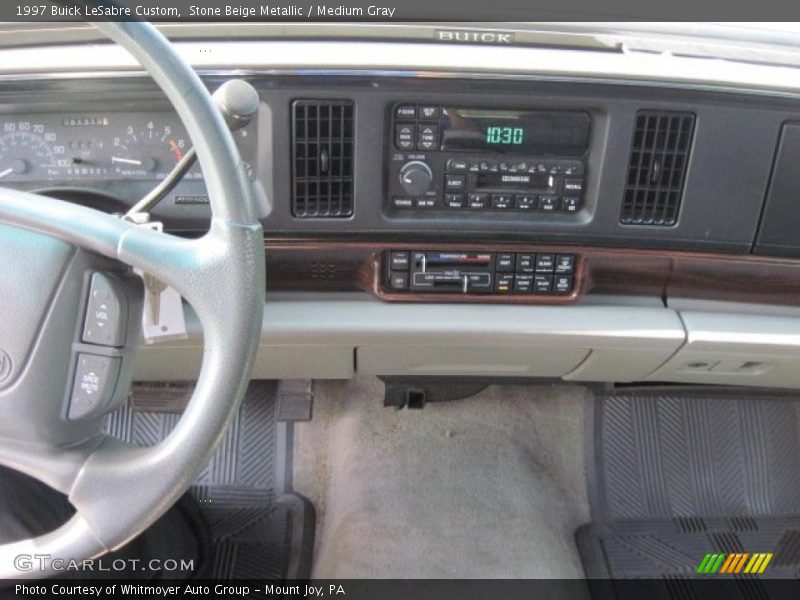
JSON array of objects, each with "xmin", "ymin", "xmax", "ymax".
[{"xmin": 132, "ymin": 219, "xmax": 188, "ymax": 344}]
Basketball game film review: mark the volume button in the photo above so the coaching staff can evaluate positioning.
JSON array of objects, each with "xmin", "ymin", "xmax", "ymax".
[{"xmin": 398, "ymin": 161, "xmax": 433, "ymax": 197}]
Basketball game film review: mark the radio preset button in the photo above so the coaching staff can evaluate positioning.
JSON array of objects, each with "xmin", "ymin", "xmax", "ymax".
[
  {"xmin": 445, "ymin": 175, "xmax": 467, "ymax": 191},
  {"xmin": 540, "ymin": 195, "xmax": 561, "ymax": 212},
  {"xmin": 491, "ymin": 194, "xmax": 514, "ymax": 210},
  {"xmin": 417, "ymin": 124, "xmax": 439, "ymax": 150},
  {"xmin": 395, "ymin": 124, "xmax": 415, "ymax": 150},
  {"xmin": 515, "ymin": 195, "xmax": 537, "ymax": 211},
  {"xmin": 479, "ymin": 161, "xmax": 491, "ymax": 172},
  {"xmin": 395, "ymin": 105, "xmax": 417, "ymax": 120},
  {"xmin": 467, "ymin": 193, "xmax": 489, "ymax": 209},
  {"xmin": 496, "ymin": 253, "xmax": 515, "ymax": 272},
  {"xmin": 563, "ymin": 197, "xmax": 582, "ymax": 213},
  {"xmin": 444, "ymin": 193, "xmax": 466, "ymax": 208},
  {"xmin": 516, "ymin": 254, "xmax": 534, "ymax": 274},
  {"xmin": 418, "ymin": 105, "xmax": 440, "ymax": 120}
]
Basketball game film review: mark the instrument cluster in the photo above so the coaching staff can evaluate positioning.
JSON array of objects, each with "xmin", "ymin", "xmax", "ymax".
[{"xmin": 0, "ymin": 111, "xmax": 256, "ymax": 185}]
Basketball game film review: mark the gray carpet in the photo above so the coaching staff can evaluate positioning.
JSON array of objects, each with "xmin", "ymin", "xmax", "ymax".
[
  {"xmin": 578, "ymin": 392, "xmax": 800, "ymax": 585},
  {"xmin": 104, "ymin": 381, "xmax": 294, "ymax": 579},
  {"xmin": 293, "ymin": 376, "xmax": 591, "ymax": 580}
]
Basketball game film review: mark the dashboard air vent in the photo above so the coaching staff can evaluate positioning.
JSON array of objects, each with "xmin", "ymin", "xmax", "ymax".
[
  {"xmin": 291, "ymin": 99, "xmax": 354, "ymax": 218},
  {"xmin": 621, "ymin": 110, "xmax": 695, "ymax": 226}
]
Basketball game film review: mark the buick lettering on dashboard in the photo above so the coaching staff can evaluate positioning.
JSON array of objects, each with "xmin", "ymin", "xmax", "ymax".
[{"xmin": 435, "ymin": 30, "xmax": 515, "ymax": 44}]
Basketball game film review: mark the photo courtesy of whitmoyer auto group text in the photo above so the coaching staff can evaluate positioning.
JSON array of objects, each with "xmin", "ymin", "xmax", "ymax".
[{"xmin": 3, "ymin": 1, "xmax": 800, "ymax": 599}]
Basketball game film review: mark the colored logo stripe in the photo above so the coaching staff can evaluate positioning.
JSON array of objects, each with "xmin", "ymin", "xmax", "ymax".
[{"xmin": 697, "ymin": 552, "xmax": 773, "ymax": 575}]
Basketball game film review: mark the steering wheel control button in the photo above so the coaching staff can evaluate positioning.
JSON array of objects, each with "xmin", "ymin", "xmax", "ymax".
[
  {"xmin": 69, "ymin": 353, "xmax": 121, "ymax": 420},
  {"xmin": 82, "ymin": 272, "xmax": 127, "ymax": 348}
]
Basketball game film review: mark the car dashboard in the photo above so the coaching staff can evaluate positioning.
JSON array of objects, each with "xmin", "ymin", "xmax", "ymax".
[{"xmin": 5, "ymin": 24, "xmax": 800, "ymax": 389}]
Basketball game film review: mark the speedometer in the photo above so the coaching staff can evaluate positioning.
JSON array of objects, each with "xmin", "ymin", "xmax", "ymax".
[{"xmin": 0, "ymin": 120, "xmax": 65, "ymax": 182}]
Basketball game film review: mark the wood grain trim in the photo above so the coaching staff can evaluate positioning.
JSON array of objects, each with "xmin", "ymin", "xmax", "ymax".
[{"xmin": 263, "ymin": 238, "xmax": 800, "ymax": 306}]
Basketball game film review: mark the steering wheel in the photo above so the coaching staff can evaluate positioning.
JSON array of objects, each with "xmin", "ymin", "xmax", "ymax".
[{"xmin": 0, "ymin": 21, "xmax": 264, "ymax": 578}]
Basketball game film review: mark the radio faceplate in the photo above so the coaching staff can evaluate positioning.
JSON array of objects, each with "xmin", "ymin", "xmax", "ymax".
[{"xmin": 387, "ymin": 103, "xmax": 589, "ymax": 216}]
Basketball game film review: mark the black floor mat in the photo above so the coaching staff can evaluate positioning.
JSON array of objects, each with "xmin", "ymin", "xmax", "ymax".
[
  {"xmin": 578, "ymin": 391, "xmax": 800, "ymax": 590},
  {"xmin": 104, "ymin": 381, "xmax": 313, "ymax": 580}
]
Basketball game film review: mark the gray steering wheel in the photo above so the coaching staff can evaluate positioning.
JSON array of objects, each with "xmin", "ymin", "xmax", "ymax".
[{"xmin": 0, "ymin": 21, "xmax": 264, "ymax": 578}]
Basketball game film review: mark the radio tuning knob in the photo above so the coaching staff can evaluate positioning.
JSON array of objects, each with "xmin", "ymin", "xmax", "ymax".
[{"xmin": 399, "ymin": 161, "xmax": 433, "ymax": 197}]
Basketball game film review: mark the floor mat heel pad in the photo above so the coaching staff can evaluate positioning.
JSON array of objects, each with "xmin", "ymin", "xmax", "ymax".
[
  {"xmin": 104, "ymin": 381, "xmax": 313, "ymax": 580},
  {"xmin": 578, "ymin": 391, "xmax": 800, "ymax": 587}
]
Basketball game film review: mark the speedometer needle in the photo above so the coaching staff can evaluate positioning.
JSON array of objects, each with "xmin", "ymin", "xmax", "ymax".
[
  {"xmin": 0, "ymin": 167, "xmax": 13, "ymax": 178},
  {"xmin": 111, "ymin": 156, "xmax": 142, "ymax": 165}
]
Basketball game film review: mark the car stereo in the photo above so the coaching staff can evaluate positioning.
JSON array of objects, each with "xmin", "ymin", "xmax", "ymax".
[{"xmin": 387, "ymin": 104, "xmax": 590, "ymax": 215}]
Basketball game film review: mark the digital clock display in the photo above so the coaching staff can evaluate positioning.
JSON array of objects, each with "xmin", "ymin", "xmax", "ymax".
[
  {"xmin": 440, "ymin": 107, "xmax": 591, "ymax": 155},
  {"xmin": 485, "ymin": 126, "xmax": 524, "ymax": 146}
]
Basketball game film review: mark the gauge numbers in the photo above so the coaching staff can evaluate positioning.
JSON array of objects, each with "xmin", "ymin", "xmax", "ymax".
[
  {"xmin": 0, "ymin": 120, "xmax": 65, "ymax": 182},
  {"xmin": 112, "ymin": 120, "xmax": 197, "ymax": 180}
]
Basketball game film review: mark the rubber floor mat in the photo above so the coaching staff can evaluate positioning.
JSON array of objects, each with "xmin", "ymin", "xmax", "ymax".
[
  {"xmin": 578, "ymin": 391, "xmax": 800, "ymax": 590},
  {"xmin": 104, "ymin": 381, "xmax": 313, "ymax": 580}
]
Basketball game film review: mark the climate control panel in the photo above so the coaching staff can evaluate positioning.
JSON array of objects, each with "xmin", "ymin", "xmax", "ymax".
[{"xmin": 384, "ymin": 250, "xmax": 577, "ymax": 297}]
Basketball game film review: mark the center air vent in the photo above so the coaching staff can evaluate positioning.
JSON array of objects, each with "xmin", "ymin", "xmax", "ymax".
[
  {"xmin": 621, "ymin": 110, "xmax": 695, "ymax": 226},
  {"xmin": 291, "ymin": 99, "xmax": 354, "ymax": 218}
]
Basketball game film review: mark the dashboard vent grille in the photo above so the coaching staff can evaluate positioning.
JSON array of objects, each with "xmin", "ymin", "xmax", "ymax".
[
  {"xmin": 291, "ymin": 99, "xmax": 354, "ymax": 218},
  {"xmin": 621, "ymin": 111, "xmax": 695, "ymax": 226}
]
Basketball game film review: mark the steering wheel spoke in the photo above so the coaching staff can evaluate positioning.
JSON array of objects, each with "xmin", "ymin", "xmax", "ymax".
[{"xmin": 0, "ymin": 434, "xmax": 109, "ymax": 496}]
